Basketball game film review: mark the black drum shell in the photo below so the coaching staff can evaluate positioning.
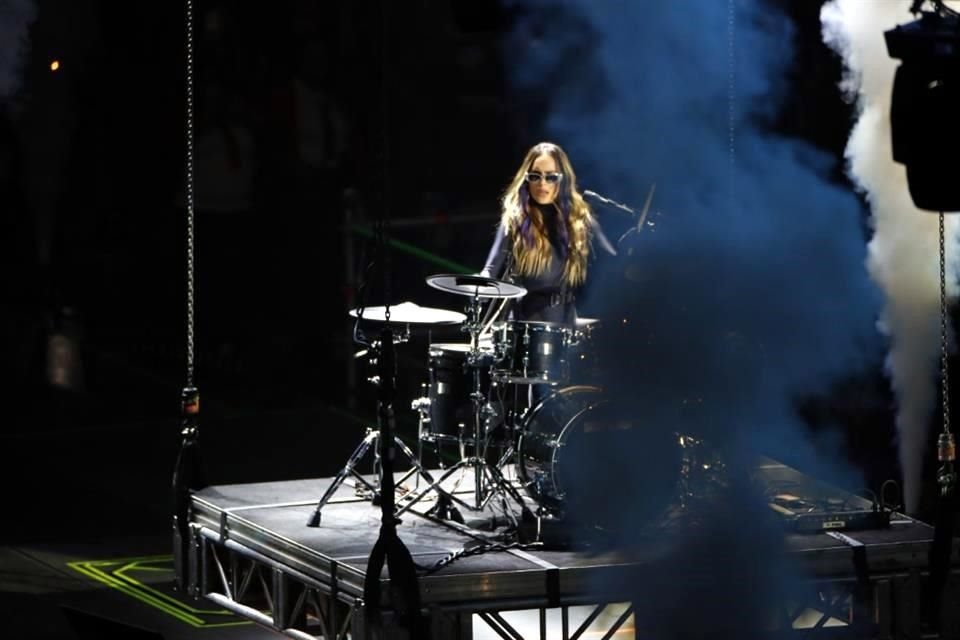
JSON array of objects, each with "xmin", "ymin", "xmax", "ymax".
[
  {"xmin": 424, "ymin": 344, "xmax": 485, "ymax": 440},
  {"xmin": 421, "ymin": 342, "xmax": 515, "ymax": 444},
  {"xmin": 517, "ymin": 385, "xmax": 685, "ymax": 530},
  {"xmin": 491, "ymin": 321, "xmax": 572, "ymax": 384}
]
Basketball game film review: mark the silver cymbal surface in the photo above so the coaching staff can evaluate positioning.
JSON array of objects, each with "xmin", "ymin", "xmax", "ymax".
[
  {"xmin": 426, "ymin": 273, "xmax": 527, "ymax": 299},
  {"xmin": 348, "ymin": 301, "xmax": 466, "ymax": 324}
]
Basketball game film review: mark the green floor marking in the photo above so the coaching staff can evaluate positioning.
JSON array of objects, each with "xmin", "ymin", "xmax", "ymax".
[{"xmin": 68, "ymin": 555, "xmax": 252, "ymax": 629}]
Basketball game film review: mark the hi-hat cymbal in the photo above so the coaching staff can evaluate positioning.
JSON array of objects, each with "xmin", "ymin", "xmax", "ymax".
[
  {"xmin": 349, "ymin": 301, "xmax": 466, "ymax": 324},
  {"xmin": 426, "ymin": 273, "xmax": 526, "ymax": 299}
]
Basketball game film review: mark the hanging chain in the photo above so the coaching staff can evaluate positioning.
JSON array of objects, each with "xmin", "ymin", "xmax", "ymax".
[
  {"xmin": 940, "ymin": 213, "xmax": 950, "ymax": 434},
  {"xmin": 184, "ymin": 0, "xmax": 196, "ymax": 388},
  {"xmin": 173, "ymin": 1, "xmax": 201, "ymax": 587},
  {"xmin": 938, "ymin": 212, "xmax": 956, "ymax": 496},
  {"xmin": 178, "ymin": 0, "xmax": 200, "ymax": 429},
  {"xmin": 378, "ymin": 1, "xmax": 391, "ymax": 327}
]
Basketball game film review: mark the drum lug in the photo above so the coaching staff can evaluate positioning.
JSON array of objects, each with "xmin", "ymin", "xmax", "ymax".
[{"xmin": 410, "ymin": 396, "xmax": 431, "ymax": 412}]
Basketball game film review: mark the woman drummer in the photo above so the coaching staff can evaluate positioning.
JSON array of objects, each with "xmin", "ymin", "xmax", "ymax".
[{"xmin": 480, "ymin": 141, "xmax": 616, "ymax": 325}]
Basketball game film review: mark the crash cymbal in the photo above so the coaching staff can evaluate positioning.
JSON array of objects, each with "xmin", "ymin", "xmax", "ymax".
[
  {"xmin": 425, "ymin": 273, "xmax": 527, "ymax": 299},
  {"xmin": 348, "ymin": 301, "xmax": 466, "ymax": 324}
]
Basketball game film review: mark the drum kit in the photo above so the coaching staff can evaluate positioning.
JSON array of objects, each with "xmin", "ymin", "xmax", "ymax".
[{"xmin": 307, "ymin": 272, "xmax": 612, "ymax": 535}]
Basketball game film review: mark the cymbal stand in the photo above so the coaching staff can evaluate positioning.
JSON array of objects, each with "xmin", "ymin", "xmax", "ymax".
[
  {"xmin": 306, "ymin": 333, "xmax": 438, "ymax": 527},
  {"xmin": 395, "ymin": 291, "xmax": 532, "ymax": 524}
]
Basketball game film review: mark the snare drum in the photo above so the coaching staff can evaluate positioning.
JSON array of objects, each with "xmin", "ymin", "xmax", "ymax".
[{"xmin": 491, "ymin": 321, "xmax": 574, "ymax": 384}]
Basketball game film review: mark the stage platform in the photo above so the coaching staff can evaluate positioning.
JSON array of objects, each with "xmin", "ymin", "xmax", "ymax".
[{"xmin": 178, "ymin": 456, "xmax": 960, "ymax": 639}]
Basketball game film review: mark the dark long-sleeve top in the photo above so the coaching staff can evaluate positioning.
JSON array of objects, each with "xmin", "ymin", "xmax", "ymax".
[{"xmin": 480, "ymin": 204, "xmax": 616, "ymax": 324}]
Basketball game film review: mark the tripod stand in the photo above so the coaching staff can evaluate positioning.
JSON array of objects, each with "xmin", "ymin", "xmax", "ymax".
[
  {"xmin": 306, "ymin": 326, "xmax": 440, "ymax": 527},
  {"xmin": 397, "ymin": 275, "xmax": 532, "ymax": 524}
]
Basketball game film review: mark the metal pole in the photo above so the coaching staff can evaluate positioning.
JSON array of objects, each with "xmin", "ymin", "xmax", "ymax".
[{"xmin": 344, "ymin": 194, "xmax": 357, "ymax": 410}]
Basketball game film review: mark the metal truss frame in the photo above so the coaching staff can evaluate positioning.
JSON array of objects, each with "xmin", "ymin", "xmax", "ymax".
[
  {"xmin": 183, "ymin": 522, "xmax": 960, "ymax": 640},
  {"xmin": 191, "ymin": 526, "xmax": 360, "ymax": 639},
  {"xmin": 472, "ymin": 603, "xmax": 634, "ymax": 640}
]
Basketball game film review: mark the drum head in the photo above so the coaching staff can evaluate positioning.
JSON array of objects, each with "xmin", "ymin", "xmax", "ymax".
[
  {"xmin": 519, "ymin": 386, "xmax": 684, "ymax": 533},
  {"xmin": 430, "ymin": 340, "xmax": 494, "ymax": 354}
]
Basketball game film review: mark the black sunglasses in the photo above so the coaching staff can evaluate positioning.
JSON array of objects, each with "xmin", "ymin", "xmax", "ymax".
[{"xmin": 525, "ymin": 171, "xmax": 563, "ymax": 185}]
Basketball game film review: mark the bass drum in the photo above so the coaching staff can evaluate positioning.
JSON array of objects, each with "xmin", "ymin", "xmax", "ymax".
[{"xmin": 517, "ymin": 386, "xmax": 685, "ymax": 530}]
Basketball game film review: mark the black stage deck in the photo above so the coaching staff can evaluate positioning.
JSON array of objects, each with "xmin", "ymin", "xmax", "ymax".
[{"xmin": 181, "ymin": 458, "xmax": 960, "ymax": 639}]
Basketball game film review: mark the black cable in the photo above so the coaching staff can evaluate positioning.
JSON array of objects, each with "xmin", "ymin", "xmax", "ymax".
[
  {"xmin": 933, "ymin": 0, "xmax": 960, "ymax": 18},
  {"xmin": 843, "ymin": 488, "xmax": 880, "ymax": 512},
  {"xmin": 880, "ymin": 479, "xmax": 902, "ymax": 513},
  {"xmin": 911, "ymin": 0, "xmax": 960, "ymax": 17},
  {"xmin": 416, "ymin": 539, "xmax": 544, "ymax": 575}
]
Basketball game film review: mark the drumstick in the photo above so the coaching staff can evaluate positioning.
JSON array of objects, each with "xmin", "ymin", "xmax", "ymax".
[
  {"xmin": 617, "ymin": 182, "xmax": 656, "ymax": 249},
  {"xmin": 480, "ymin": 297, "xmax": 508, "ymax": 338},
  {"xmin": 636, "ymin": 182, "xmax": 655, "ymax": 232}
]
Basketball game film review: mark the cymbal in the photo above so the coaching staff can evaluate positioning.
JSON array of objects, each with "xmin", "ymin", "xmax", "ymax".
[
  {"xmin": 349, "ymin": 301, "xmax": 466, "ymax": 324},
  {"xmin": 426, "ymin": 273, "xmax": 527, "ymax": 299}
]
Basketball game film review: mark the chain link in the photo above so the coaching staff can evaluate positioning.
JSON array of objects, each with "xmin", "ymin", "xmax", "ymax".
[
  {"xmin": 378, "ymin": 2, "xmax": 391, "ymax": 325},
  {"xmin": 185, "ymin": 0, "xmax": 196, "ymax": 388},
  {"xmin": 940, "ymin": 213, "xmax": 951, "ymax": 434}
]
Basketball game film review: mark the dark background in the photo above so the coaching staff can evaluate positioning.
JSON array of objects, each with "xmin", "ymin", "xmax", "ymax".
[{"xmin": 0, "ymin": 0, "xmax": 946, "ymax": 550}]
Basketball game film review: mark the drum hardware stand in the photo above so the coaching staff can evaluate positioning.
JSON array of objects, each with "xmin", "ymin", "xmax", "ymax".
[
  {"xmin": 306, "ymin": 336, "xmax": 438, "ymax": 527},
  {"xmin": 394, "ymin": 291, "xmax": 535, "ymax": 527},
  {"xmin": 411, "ymin": 387, "xmax": 433, "ymax": 480}
]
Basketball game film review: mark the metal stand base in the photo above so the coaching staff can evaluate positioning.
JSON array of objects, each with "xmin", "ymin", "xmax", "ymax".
[
  {"xmin": 306, "ymin": 427, "xmax": 437, "ymax": 527},
  {"xmin": 395, "ymin": 447, "xmax": 534, "ymax": 530}
]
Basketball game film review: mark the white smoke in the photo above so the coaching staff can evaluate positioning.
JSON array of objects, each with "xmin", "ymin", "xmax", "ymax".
[
  {"xmin": 821, "ymin": 0, "xmax": 960, "ymax": 513},
  {"xmin": 0, "ymin": 0, "xmax": 37, "ymax": 99}
]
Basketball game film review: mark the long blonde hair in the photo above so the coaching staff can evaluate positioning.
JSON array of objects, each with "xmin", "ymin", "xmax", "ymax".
[{"xmin": 500, "ymin": 142, "xmax": 594, "ymax": 287}]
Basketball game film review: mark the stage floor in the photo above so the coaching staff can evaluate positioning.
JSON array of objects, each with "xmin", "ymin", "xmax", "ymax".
[{"xmin": 182, "ymin": 453, "xmax": 960, "ymax": 639}]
